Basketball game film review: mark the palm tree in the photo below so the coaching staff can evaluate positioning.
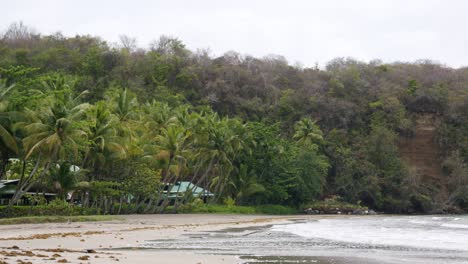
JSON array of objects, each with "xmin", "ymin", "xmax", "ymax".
[
  {"xmin": 198, "ymin": 116, "xmax": 244, "ymax": 202},
  {"xmin": 22, "ymin": 94, "xmax": 88, "ymax": 161},
  {"xmin": 82, "ymin": 101, "xmax": 125, "ymax": 181},
  {"xmin": 113, "ymin": 88, "xmax": 138, "ymax": 123},
  {"xmin": 153, "ymin": 124, "xmax": 191, "ymax": 212},
  {"xmin": 293, "ymin": 118, "xmax": 323, "ymax": 146},
  {"xmin": 226, "ymin": 164, "xmax": 265, "ymax": 205},
  {"xmin": 49, "ymin": 161, "xmax": 79, "ymax": 200},
  {"xmin": 0, "ymin": 80, "xmax": 18, "ymax": 179},
  {"xmin": 10, "ymin": 80, "xmax": 89, "ymax": 205},
  {"xmin": 141, "ymin": 101, "xmax": 174, "ymax": 134}
]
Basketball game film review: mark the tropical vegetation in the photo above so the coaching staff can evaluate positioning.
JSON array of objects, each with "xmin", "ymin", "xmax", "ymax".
[{"xmin": 0, "ymin": 22, "xmax": 466, "ymax": 214}]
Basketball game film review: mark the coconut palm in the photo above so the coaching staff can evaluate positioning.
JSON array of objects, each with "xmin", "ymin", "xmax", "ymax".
[
  {"xmin": 113, "ymin": 88, "xmax": 138, "ymax": 123},
  {"xmin": 49, "ymin": 161, "xmax": 79, "ymax": 200},
  {"xmin": 200, "ymin": 116, "xmax": 244, "ymax": 201},
  {"xmin": 153, "ymin": 124, "xmax": 191, "ymax": 209},
  {"xmin": 10, "ymin": 80, "xmax": 89, "ymax": 205},
  {"xmin": 82, "ymin": 101, "xmax": 125, "ymax": 181},
  {"xmin": 293, "ymin": 118, "xmax": 323, "ymax": 146},
  {"xmin": 141, "ymin": 101, "xmax": 174, "ymax": 134},
  {"xmin": 21, "ymin": 94, "xmax": 89, "ymax": 161},
  {"xmin": 0, "ymin": 80, "xmax": 18, "ymax": 178},
  {"xmin": 226, "ymin": 164, "xmax": 265, "ymax": 205}
]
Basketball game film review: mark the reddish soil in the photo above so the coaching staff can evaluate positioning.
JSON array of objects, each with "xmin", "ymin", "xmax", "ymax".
[{"xmin": 399, "ymin": 114, "xmax": 448, "ymax": 203}]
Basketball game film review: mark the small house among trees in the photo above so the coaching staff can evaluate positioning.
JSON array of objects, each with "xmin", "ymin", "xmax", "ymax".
[
  {"xmin": 163, "ymin": 181, "xmax": 214, "ymax": 203},
  {"xmin": 0, "ymin": 180, "xmax": 56, "ymax": 205}
]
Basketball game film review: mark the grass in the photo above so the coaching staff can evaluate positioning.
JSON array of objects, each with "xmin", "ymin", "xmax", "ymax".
[
  {"xmin": 0, "ymin": 215, "xmax": 120, "ymax": 225},
  {"xmin": 177, "ymin": 204, "xmax": 299, "ymax": 215}
]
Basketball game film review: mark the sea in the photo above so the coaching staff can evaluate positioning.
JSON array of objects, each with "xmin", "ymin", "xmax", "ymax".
[{"xmin": 139, "ymin": 215, "xmax": 468, "ymax": 263}]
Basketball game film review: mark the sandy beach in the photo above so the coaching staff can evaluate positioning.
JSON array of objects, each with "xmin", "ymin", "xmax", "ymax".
[
  {"xmin": 2, "ymin": 214, "xmax": 468, "ymax": 264},
  {"xmin": 0, "ymin": 214, "xmax": 303, "ymax": 264}
]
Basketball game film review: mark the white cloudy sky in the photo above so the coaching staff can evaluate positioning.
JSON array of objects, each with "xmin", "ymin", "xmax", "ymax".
[{"xmin": 2, "ymin": 0, "xmax": 467, "ymax": 68}]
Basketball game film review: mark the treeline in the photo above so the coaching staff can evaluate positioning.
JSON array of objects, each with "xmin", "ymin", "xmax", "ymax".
[{"xmin": 0, "ymin": 22, "xmax": 467, "ymax": 213}]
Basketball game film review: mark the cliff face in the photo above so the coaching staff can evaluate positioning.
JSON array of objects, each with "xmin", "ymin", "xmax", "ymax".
[{"xmin": 399, "ymin": 114, "xmax": 447, "ymax": 203}]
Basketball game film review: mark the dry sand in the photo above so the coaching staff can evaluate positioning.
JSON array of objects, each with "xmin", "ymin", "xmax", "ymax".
[{"xmin": 0, "ymin": 214, "xmax": 305, "ymax": 264}]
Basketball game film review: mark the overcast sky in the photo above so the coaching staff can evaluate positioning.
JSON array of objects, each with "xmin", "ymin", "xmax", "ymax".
[{"xmin": 2, "ymin": 0, "xmax": 467, "ymax": 68}]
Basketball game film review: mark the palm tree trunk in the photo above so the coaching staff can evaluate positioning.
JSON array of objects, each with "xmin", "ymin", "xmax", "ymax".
[
  {"xmin": 152, "ymin": 156, "xmax": 175, "ymax": 213},
  {"xmin": 9, "ymin": 156, "xmax": 44, "ymax": 206},
  {"xmin": 178, "ymin": 158, "xmax": 215, "ymax": 208},
  {"xmin": 117, "ymin": 196, "xmax": 123, "ymax": 214},
  {"xmin": 0, "ymin": 157, "xmax": 9, "ymax": 180}
]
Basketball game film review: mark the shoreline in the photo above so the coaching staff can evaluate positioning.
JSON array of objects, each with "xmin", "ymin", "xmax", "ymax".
[
  {"xmin": 0, "ymin": 214, "xmax": 309, "ymax": 264},
  {"xmin": 0, "ymin": 214, "xmax": 464, "ymax": 263}
]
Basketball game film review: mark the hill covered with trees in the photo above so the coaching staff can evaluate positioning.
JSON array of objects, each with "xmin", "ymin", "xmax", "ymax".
[{"xmin": 0, "ymin": 22, "xmax": 467, "ymax": 214}]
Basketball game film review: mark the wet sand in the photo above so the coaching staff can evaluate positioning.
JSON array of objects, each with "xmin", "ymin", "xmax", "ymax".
[{"xmin": 0, "ymin": 214, "xmax": 307, "ymax": 264}]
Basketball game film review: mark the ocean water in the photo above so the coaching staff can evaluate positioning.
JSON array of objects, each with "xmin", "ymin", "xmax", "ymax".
[
  {"xmin": 272, "ymin": 216, "xmax": 468, "ymax": 251},
  {"xmin": 139, "ymin": 215, "xmax": 468, "ymax": 264}
]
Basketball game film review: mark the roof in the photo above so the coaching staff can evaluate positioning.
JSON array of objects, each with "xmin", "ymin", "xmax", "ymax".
[
  {"xmin": 0, "ymin": 180, "xmax": 20, "ymax": 192},
  {"xmin": 0, "ymin": 180, "xmax": 56, "ymax": 196},
  {"xmin": 165, "ymin": 181, "xmax": 214, "ymax": 198},
  {"xmin": 0, "ymin": 180, "xmax": 20, "ymax": 185}
]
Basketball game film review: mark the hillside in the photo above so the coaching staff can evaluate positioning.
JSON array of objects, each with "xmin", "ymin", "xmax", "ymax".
[
  {"xmin": 0, "ymin": 23, "xmax": 467, "ymax": 214},
  {"xmin": 399, "ymin": 114, "xmax": 448, "ymax": 208}
]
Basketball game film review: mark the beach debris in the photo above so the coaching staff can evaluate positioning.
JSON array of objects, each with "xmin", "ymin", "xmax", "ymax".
[
  {"xmin": 57, "ymin": 258, "xmax": 69, "ymax": 263},
  {"xmin": 78, "ymin": 255, "xmax": 90, "ymax": 260},
  {"xmin": 304, "ymin": 208, "xmax": 320, "ymax": 214},
  {"xmin": 0, "ymin": 249, "xmax": 49, "ymax": 258},
  {"xmin": 17, "ymin": 260, "xmax": 32, "ymax": 264},
  {"xmin": 86, "ymin": 249, "xmax": 96, "ymax": 253},
  {"xmin": 304, "ymin": 207, "xmax": 380, "ymax": 215},
  {"xmin": 0, "ymin": 231, "xmax": 104, "ymax": 241}
]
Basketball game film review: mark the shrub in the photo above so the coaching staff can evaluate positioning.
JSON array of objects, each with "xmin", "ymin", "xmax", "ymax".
[
  {"xmin": 254, "ymin": 205, "xmax": 298, "ymax": 215},
  {"xmin": 177, "ymin": 203, "xmax": 297, "ymax": 215},
  {"xmin": 303, "ymin": 196, "xmax": 367, "ymax": 213},
  {"xmin": 0, "ymin": 202, "xmax": 98, "ymax": 218}
]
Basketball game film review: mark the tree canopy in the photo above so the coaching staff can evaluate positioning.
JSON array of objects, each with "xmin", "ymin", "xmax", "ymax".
[{"xmin": 0, "ymin": 22, "xmax": 467, "ymax": 213}]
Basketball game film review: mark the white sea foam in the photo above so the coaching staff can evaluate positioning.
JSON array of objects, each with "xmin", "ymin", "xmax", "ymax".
[
  {"xmin": 409, "ymin": 220, "xmax": 430, "ymax": 225},
  {"xmin": 271, "ymin": 216, "xmax": 468, "ymax": 251},
  {"xmin": 442, "ymin": 223, "xmax": 468, "ymax": 229}
]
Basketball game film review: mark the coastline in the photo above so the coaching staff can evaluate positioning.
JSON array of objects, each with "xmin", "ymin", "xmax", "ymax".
[{"xmin": 0, "ymin": 214, "xmax": 308, "ymax": 264}]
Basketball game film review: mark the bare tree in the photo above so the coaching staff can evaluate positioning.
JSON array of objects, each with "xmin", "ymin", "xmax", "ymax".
[
  {"xmin": 1, "ymin": 21, "xmax": 38, "ymax": 48},
  {"xmin": 119, "ymin": 35, "xmax": 137, "ymax": 52},
  {"xmin": 149, "ymin": 35, "xmax": 188, "ymax": 56}
]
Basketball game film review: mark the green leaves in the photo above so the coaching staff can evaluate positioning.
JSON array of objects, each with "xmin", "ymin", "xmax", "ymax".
[
  {"xmin": 293, "ymin": 118, "xmax": 324, "ymax": 146},
  {"xmin": 2, "ymin": 27, "xmax": 467, "ymax": 214},
  {"xmin": 0, "ymin": 123, "xmax": 18, "ymax": 154}
]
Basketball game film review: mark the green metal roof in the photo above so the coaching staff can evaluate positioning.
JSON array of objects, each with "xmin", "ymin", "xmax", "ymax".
[
  {"xmin": 165, "ymin": 181, "xmax": 214, "ymax": 198},
  {"xmin": 0, "ymin": 180, "xmax": 56, "ymax": 197},
  {"xmin": 0, "ymin": 180, "xmax": 19, "ymax": 195}
]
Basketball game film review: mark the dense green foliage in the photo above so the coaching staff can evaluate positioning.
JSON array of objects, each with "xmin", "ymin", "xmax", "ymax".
[
  {"xmin": 0, "ymin": 200, "xmax": 98, "ymax": 218},
  {"xmin": 178, "ymin": 203, "xmax": 298, "ymax": 215},
  {"xmin": 0, "ymin": 22, "xmax": 467, "ymax": 214}
]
